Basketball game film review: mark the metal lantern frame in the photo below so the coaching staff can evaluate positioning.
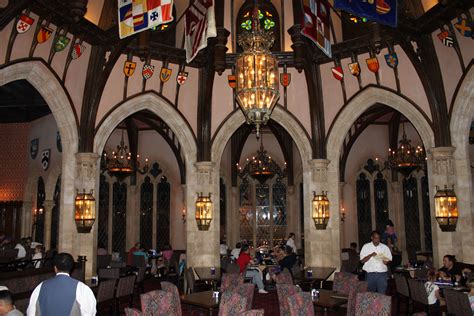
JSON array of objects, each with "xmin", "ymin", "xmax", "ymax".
[
  {"xmin": 387, "ymin": 123, "xmax": 425, "ymax": 177},
  {"xmin": 434, "ymin": 185, "xmax": 458, "ymax": 232},
  {"xmin": 312, "ymin": 191, "xmax": 330, "ymax": 230},
  {"xmin": 195, "ymin": 192, "xmax": 213, "ymax": 231},
  {"xmin": 75, "ymin": 189, "xmax": 96, "ymax": 233}
]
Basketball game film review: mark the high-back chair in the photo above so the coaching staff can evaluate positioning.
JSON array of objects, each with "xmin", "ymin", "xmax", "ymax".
[
  {"xmin": 287, "ymin": 292, "xmax": 315, "ymax": 316},
  {"xmin": 218, "ymin": 291, "xmax": 248, "ymax": 315},
  {"xmin": 276, "ymin": 283, "xmax": 301, "ymax": 316},
  {"xmin": 355, "ymin": 292, "xmax": 391, "ymax": 316},
  {"xmin": 407, "ymin": 279, "xmax": 440, "ymax": 314},
  {"xmin": 226, "ymin": 262, "xmax": 241, "ymax": 274},
  {"xmin": 140, "ymin": 289, "xmax": 178, "ymax": 315},
  {"xmin": 115, "ymin": 275, "xmax": 136, "ymax": 313},
  {"xmin": 160, "ymin": 281, "xmax": 182, "ymax": 316},
  {"xmin": 444, "ymin": 288, "xmax": 472, "ymax": 316},
  {"xmin": 346, "ymin": 281, "xmax": 368, "ymax": 316},
  {"xmin": 394, "ymin": 273, "xmax": 410, "ymax": 315},
  {"xmin": 333, "ymin": 272, "xmax": 359, "ymax": 296},
  {"xmin": 234, "ymin": 283, "xmax": 255, "ymax": 311},
  {"xmin": 221, "ymin": 273, "xmax": 244, "ymax": 292},
  {"xmin": 240, "ymin": 309, "xmax": 264, "ymax": 316},
  {"xmin": 96, "ymin": 279, "xmax": 117, "ymax": 315},
  {"xmin": 274, "ymin": 269, "xmax": 293, "ymax": 285}
]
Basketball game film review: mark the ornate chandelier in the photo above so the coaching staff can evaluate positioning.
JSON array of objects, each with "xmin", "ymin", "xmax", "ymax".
[
  {"xmin": 237, "ymin": 138, "xmax": 285, "ymax": 184},
  {"xmin": 235, "ymin": 7, "xmax": 280, "ymax": 139},
  {"xmin": 102, "ymin": 129, "xmax": 148, "ymax": 181},
  {"xmin": 388, "ymin": 123, "xmax": 425, "ymax": 177}
]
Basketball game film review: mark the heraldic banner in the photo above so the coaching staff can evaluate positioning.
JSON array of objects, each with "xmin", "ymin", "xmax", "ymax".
[
  {"xmin": 301, "ymin": 0, "xmax": 332, "ymax": 58},
  {"xmin": 118, "ymin": 0, "xmax": 174, "ymax": 39},
  {"xmin": 185, "ymin": 0, "xmax": 217, "ymax": 63},
  {"xmin": 334, "ymin": 0, "xmax": 397, "ymax": 27}
]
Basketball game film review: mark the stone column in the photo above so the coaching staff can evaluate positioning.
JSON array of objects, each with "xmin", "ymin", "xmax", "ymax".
[
  {"xmin": 390, "ymin": 181, "xmax": 405, "ymax": 263},
  {"xmin": 22, "ymin": 201, "xmax": 33, "ymax": 238},
  {"xmin": 74, "ymin": 153, "xmax": 100, "ymax": 280},
  {"xmin": 42, "ymin": 200, "xmax": 54, "ymax": 250},
  {"xmin": 305, "ymin": 159, "xmax": 340, "ymax": 268},
  {"xmin": 338, "ymin": 182, "xmax": 345, "ymax": 248},
  {"xmin": 186, "ymin": 162, "xmax": 220, "ymax": 268},
  {"xmin": 126, "ymin": 184, "xmax": 138, "ymax": 250},
  {"xmin": 228, "ymin": 187, "xmax": 239, "ymax": 249}
]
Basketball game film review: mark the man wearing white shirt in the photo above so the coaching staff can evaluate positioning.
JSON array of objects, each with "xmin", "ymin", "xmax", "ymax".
[
  {"xmin": 285, "ymin": 233, "xmax": 297, "ymax": 254},
  {"xmin": 360, "ymin": 231, "xmax": 392, "ymax": 294},
  {"xmin": 27, "ymin": 253, "xmax": 96, "ymax": 316}
]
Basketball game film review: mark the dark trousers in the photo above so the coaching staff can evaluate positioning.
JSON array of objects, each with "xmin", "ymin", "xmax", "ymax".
[{"xmin": 366, "ymin": 272, "xmax": 388, "ymax": 294}]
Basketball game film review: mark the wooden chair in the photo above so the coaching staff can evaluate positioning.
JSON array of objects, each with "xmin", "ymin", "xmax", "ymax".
[
  {"xmin": 394, "ymin": 273, "xmax": 411, "ymax": 315},
  {"xmin": 115, "ymin": 275, "xmax": 136, "ymax": 315},
  {"xmin": 97, "ymin": 254, "xmax": 112, "ymax": 269},
  {"xmin": 444, "ymin": 288, "xmax": 472, "ymax": 316},
  {"xmin": 184, "ymin": 267, "xmax": 211, "ymax": 294},
  {"xmin": 96, "ymin": 278, "xmax": 117, "ymax": 315},
  {"xmin": 99, "ymin": 267, "xmax": 120, "ymax": 280},
  {"xmin": 135, "ymin": 266, "xmax": 146, "ymax": 294}
]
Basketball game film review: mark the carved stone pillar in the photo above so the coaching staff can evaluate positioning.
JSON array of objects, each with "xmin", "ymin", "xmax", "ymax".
[
  {"xmin": 186, "ymin": 162, "xmax": 219, "ymax": 268},
  {"xmin": 338, "ymin": 182, "xmax": 345, "ymax": 248},
  {"xmin": 42, "ymin": 200, "xmax": 54, "ymax": 250},
  {"xmin": 73, "ymin": 153, "xmax": 100, "ymax": 279},
  {"xmin": 229, "ymin": 187, "xmax": 239, "ymax": 250},
  {"xmin": 305, "ymin": 159, "xmax": 340, "ymax": 268}
]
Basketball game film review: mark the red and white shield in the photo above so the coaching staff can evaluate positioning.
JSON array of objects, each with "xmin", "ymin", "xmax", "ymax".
[
  {"xmin": 177, "ymin": 71, "xmax": 188, "ymax": 85},
  {"xmin": 71, "ymin": 43, "xmax": 85, "ymax": 60},
  {"xmin": 331, "ymin": 66, "xmax": 344, "ymax": 81},
  {"xmin": 17, "ymin": 14, "xmax": 34, "ymax": 34},
  {"xmin": 142, "ymin": 64, "xmax": 155, "ymax": 80}
]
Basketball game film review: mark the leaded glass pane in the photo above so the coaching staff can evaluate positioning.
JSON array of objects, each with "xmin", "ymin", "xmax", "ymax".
[
  {"xmin": 51, "ymin": 176, "xmax": 61, "ymax": 250},
  {"xmin": 272, "ymin": 180, "xmax": 287, "ymax": 245},
  {"xmin": 374, "ymin": 172, "xmax": 389, "ymax": 233},
  {"xmin": 112, "ymin": 182, "xmax": 127, "ymax": 253},
  {"xmin": 35, "ymin": 177, "xmax": 45, "ymax": 244},
  {"xmin": 256, "ymin": 184, "xmax": 270, "ymax": 247},
  {"xmin": 403, "ymin": 177, "xmax": 421, "ymax": 257},
  {"xmin": 356, "ymin": 173, "xmax": 371, "ymax": 247},
  {"xmin": 421, "ymin": 175, "xmax": 432, "ymax": 252},
  {"xmin": 220, "ymin": 178, "xmax": 226, "ymax": 231},
  {"xmin": 156, "ymin": 176, "xmax": 170, "ymax": 250},
  {"xmin": 239, "ymin": 181, "xmax": 253, "ymax": 246},
  {"xmin": 98, "ymin": 175, "xmax": 109, "ymax": 249},
  {"xmin": 140, "ymin": 176, "xmax": 153, "ymax": 249}
]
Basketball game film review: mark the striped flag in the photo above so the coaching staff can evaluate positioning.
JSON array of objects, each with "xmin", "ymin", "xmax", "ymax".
[{"xmin": 184, "ymin": 0, "xmax": 216, "ymax": 63}]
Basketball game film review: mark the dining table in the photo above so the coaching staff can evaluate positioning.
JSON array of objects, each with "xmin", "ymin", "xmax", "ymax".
[
  {"xmin": 180, "ymin": 290, "xmax": 220, "ymax": 316},
  {"xmin": 194, "ymin": 267, "xmax": 222, "ymax": 289},
  {"xmin": 312, "ymin": 289, "xmax": 348, "ymax": 315},
  {"xmin": 294, "ymin": 267, "xmax": 336, "ymax": 288}
]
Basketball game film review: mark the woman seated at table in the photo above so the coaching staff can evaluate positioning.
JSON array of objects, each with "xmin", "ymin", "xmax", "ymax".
[
  {"xmin": 278, "ymin": 246, "xmax": 297, "ymax": 276},
  {"xmin": 438, "ymin": 255, "xmax": 471, "ymax": 284},
  {"xmin": 236, "ymin": 244, "xmax": 268, "ymax": 294},
  {"xmin": 425, "ymin": 269, "xmax": 442, "ymax": 314}
]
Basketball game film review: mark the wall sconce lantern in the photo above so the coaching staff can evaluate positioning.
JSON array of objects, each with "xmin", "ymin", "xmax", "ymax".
[
  {"xmin": 195, "ymin": 193, "xmax": 213, "ymax": 231},
  {"xmin": 434, "ymin": 185, "xmax": 458, "ymax": 232},
  {"xmin": 340, "ymin": 207, "xmax": 346, "ymax": 223},
  {"xmin": 75, "ymin": 189, "xmax": 96, "ymax": 233},
  {"xmin": 182, "ymin": 208, "xmax": 187, "ymax": 224},
  {"xmin": 312, "ymin": 191, "xmax": 330, "ymax": 230}
]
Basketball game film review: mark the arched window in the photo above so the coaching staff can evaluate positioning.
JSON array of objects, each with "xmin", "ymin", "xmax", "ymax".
[
  {"xmin": 356, "ymin": 173, "xmax": 371, "ymax": 247},
  {"xmin": 98, "ymin": 175, "xmax": 110, "ymax": 250},
  {"xmin": 35, "ymin": 177, "xmax": 45, "ymax": 243},
  {"xmin": 112, "ymin": 181, "xmax": 127, "ymax": 253},
  {"xmin": 373, "ymin": 172, "xmax": 388, "ymax": 233},
  {"xmin": 156, "ymin": 176, "xmax": 170, "ymax": 250},
  {"xmin": 236, "ymin": 0, "xmax": 280, "ymax": 52},
  {"xmin": 403, "ymin": 176, "xmax": 421, "ymax": 260},
  {"xmin": 421, "ymin": 175, "xmax": 432, "ymax": 252},
  {"xmin": 140, "ymin": 176, "xmax": 153, "ymax": 248},
  {"xmin": 50, "ymin": 175, "xmax": 61, "ymax": 250}
]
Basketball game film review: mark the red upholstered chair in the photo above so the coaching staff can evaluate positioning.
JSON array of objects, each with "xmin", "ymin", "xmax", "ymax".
[
  {"xmin": 346, "ymin": 281, "xmax": 368, "ymax": 316},
  {"xmin": 218, "ymin": 291, "xmax": 249, "ymax": 315},
  {"xmin": 274, "ymin": 269, "xmax": 294, "ymax": 285},
  {"xmin": 354, "ymin": 292, "xmax": 391, "ymax": 316},
  {"xmin": 286, "ymin": 292, "xmax": 315, "ymax": 316},
  {"xmin": 221, "ymin": 273, "xmax": 245, "ymax": 292},
  {"xmin": 276, "ymin": 283, "xmax": 301, "ymax": 316},
  {"xmin": 332, "ymin": 272, "xmax": 359, "ymax": 295},
  {"xmin": 160, "ymin": 281, "xmax": 182, "ymax": 316},
  {"xmin": 233, "ymin": 283, "xmax": 256, "ymax": 311},
  {"xmin": 239, "ymin": 309, "xmax": 264, "ymax": 315},
  {"xmin": 140, "ymin": 290, "xmax": 179, "ymax": 315}
]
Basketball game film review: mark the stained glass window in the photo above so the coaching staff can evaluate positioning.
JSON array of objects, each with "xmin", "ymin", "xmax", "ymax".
[
  {"xmin": 272, "ymin": 180, "xmax": 287, "ymax": 245},
  {"xmin": 98, "ymin": 175, "xmax": 109, "ymax": 250},
  {"xmin": 140, "ymin": 177, "xmax": 153, "ymax": 249},
  {"xmin": 373, "ymin": 172, "xmax": 389, "ymax": 233},
  {"xmin": 156, "ymin": 176, "xmax": 170, "ymax": 250},
  {"xmin": 239, "ymin": 180, "xmax": 254, "ymax": 245},
  {"xmin": 50, "ymin": 176, "xmax": 61, "ymax": 250},
  {"xmin": 356, "ymin": 173, "xmax": 371, "ymax": 247},
  {"xmin": 35, "ymin": 177, "xmax": 45, "ymax": 244},
  {"xmin": 112, "ymin": 182, "xmax": 127, "ymax": 253}
]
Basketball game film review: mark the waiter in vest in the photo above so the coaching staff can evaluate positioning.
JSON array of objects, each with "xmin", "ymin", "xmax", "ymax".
[{"xmin": 27, "ymin": 253, "xmax": 96, "ymax": 315}]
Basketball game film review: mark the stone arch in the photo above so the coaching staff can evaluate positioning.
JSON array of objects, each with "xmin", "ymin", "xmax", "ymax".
[
  {"xmin": 94, "ymin": 92, "xmax": 197, "ymax": 172},
  {"xmin": 45, "ymin": 164, "xmax": 62, "ymax": 200},
  {"xmin": 1, "ymin": 60, "xmax": 79, "ymax": 250}
]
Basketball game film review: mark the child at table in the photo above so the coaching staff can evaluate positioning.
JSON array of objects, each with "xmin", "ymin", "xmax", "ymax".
[
  {"xmin": 425, "ymin": 269, "xmax": 441, "ymax": 313},
  {"xmin": 468, "ymin": 277, "xmax": 474, "ymax": 314}
]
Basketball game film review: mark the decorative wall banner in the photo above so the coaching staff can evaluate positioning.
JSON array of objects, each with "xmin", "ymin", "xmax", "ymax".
[
  {"xmin": 37, "ymin": 26, "xmax": 53, "ymax": 43},
  {"xmin": 384, "ymin": 52, "xmax": 398, "ymax": 68},
  {"xmin": 366, "ymin": 57, "xmax": 379, "ymax": 73},
  {"xmin": 437, "ymin": 30, "xmax": 454, "ymax": 47},
  {"xmin": 301, "ymin": 0, "xmax": 332, "ymax": 58},
  {"xmin": 348, "ymin": 62, "xmax": 360, "ymax": 76},
  {"xmin": 123, "ymin": 61, "xmax": 136, "ymax": 76},
  {"xmin": 41, "ymin": 149, "xmax": 50, "ymax": 171},
  {"xmin": 334, "ymin": 0, "xmax": 397, "ymax": 27},
  {"xmin": 17, "ymin": 14, "xmax": 34, "ymax": 33},
  {"xmin": 454, "ymin": 18, "xmax": 472, "ymax": 37},
  {"xmin": 160, "ymin": 67, "xmax": 172, "ymax": 82},
  {"xmin": 176, "ymin": 71, "xmax": 188, "ymax": 85},
  {"xmin": 142, "ymin": 64, "xmax": 155, "ymax": 80},
  {"xmin": 30, "ymin": 138, "xmax": 39, "ymax": 159}
]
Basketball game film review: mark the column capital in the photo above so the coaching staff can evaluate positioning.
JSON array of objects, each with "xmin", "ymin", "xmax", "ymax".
[
  {"xmin": 42, "ymin": 200, "xmax": 55, "ymax": 210},
  {"xmin": 428, "ymin": 146, "xmax": 455, "ymax": 159},
  {"xmin": 194, "ymin": 161, "xmax": 216, "ymax": 186},
  {"xmin": 75, "ymin": 153, "xmax": 100, "ymax": 191},
  {"xmin": 309, "ymin": 159, "xmax": 330, "ymax": 183},
  {"xmin": 428, "ymin": 146, "xmax": 456, "ymax": 177}
]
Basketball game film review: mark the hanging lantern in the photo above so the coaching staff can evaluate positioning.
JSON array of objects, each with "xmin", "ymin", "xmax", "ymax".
[
  {"xmin": 75, "ymin": 189, "xmax": 96, "ymax": 233},
  {"xmin": 195, "ymin": 193, "xmax": 213, "ymax": 231},
  {"xmin": 312, "ymin": 191, "xmax": 330, "ymax": 229},
  {"xmin": 434, "ymin": 185, "xmax": 458, "ymax": 232},
  {"xmin": 235, "ymin": 7, "xmax": 279, "ymax": 139}
]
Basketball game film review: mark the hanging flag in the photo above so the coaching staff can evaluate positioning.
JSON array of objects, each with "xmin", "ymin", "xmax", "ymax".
[
  {"xmin": 280, "ymin": 73, "xmax": 291, "ymax": 87},
  {"xmin": 384, "ymin": 52, "xmax": 398, "ymax": 68},
  {"xmin": 123, "ymin": 61, "xmax": 136, "ymax": 77},
  {"xmin": 177, "ymin": 71, "xmax": 188, "ymax": 85},
  {"xmin": 117, "ymin": 0, "xmax": 174, "ymax": 39},
  {"xmin": 437, "ymin": 30, "xmax": 454, "ymax": 47},
  {"xmin": 301, "ymin": 0, "xmax": 332, "ymax": 58},
  {"xmin": 185, "ymin": 0, "xmax": 217, "ymax": 63},
  {"xmin": 142, "ymin": 64, "xmax": 155, "ymax": 80},
  {"xmin": 71, "ymin": 43, "xmax": 85, "ymax": 60},
  {"xmin": 454, "ymin": 18, "xmax": 472, "ymax": 37},
  {"xmin": 227, "ymin": 75, "xmax": 236, "ymax": 88},
  {"xmin": 54, "ymin": 35, "xmax": 71, "ymax": 52},
  {"xmin": 37, "ymin": 26, "xmax": 53, "ymax": 43},
  {"xmin": 17, "ymin": 14, "xmax": 34, "ymax": 33},
  {"xmin": 334, "ymin": 0, "xmax": 397, "ymax": 27},
  {"xmin": 348, "ymin": 62, "xmax": 360, "ymax": 76},
  {"xmin": 160, "ymin": 66, "xmax": 172, "ymax": 82},
  {"xmin": 366, "ymin": 57, "xmax": 379, "ymax": 73},
  {"xmin": 331, "ymin": 66, "xmax": 344, "ymax": 81}
]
